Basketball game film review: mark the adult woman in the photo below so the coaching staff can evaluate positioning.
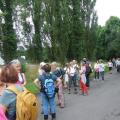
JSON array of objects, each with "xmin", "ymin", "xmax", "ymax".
[
  {"xmin": 10, "ymin": 59, "xmax": 26, "ymax": 85},
  {"xmin": 35, "ymin": 63, "xmax": 61, "ymax": 120},
  {"xmin": 0, "ymin": 64, "xmax": 23, "ymax": 120}
]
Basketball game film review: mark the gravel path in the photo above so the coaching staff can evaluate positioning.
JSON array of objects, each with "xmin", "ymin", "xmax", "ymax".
[{"xmin": 39, "ymin": 69, "xmax": 120, "ymax": 120}]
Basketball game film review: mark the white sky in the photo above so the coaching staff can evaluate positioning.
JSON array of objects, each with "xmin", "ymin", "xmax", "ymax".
[{"xmin": 95, "ymin": 0, "xmax": 120, "ymax": 26}]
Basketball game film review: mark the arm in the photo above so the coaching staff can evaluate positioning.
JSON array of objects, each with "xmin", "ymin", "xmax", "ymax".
[
  {"xmin": 0, "ymin": 105, "xmax": 7, "ymax": 113},
  {"xmin": 34, "ymin": 78, "xmax": 41, "ymax": 89},
  {"xmin": 22, "ymin": 73, "xmax": 27, "ymax": 85},
  {"xmin": 56, "ymin": 78, "xmax": 61, "ymax": 87}
]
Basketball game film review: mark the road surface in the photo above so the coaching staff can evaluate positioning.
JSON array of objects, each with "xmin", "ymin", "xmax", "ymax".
[{"xmin": 39, "ymin": 69, "xmax": 120, "ymax": 120}]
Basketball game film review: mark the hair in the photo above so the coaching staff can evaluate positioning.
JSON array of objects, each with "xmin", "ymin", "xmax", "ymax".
[
  {"xmin": 43, "ymin": 64, "xmax": 51, "ymax": 73},
  {"xmin": 51, "ymin": 62, "xmax": 57, "ymax": 66},
  {"xmin": 1, "ymin": 64, "xmax": 18, "ymax": 83},
  {"xmin": 9, "ymin": 59, "xmax": 21, "ymax": 65}
]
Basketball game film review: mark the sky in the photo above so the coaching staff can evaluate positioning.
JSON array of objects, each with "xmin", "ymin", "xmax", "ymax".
[{"xmin": 95, "ymin": 0, "xmax": 120, "ymax": 26}]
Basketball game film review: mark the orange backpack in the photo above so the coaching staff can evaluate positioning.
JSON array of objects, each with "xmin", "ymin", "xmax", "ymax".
[{"xmin": 7, "ymin": 86, "xmax": 39, "ymax": 120}]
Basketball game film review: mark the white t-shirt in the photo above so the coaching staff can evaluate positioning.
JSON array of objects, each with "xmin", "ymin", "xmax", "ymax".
[
  {"xmin": 99, "ymin": 63, "xmax": 105, "ymax": 72},
  {"xmin": 69, "ymin": 66, "xmax": 76, "ymax": 76},
  {"xmin": 80, "ymin": 66, "xmax": 86, "ymax": 84},
  {"xmin": 18, "ymin": 73, "xmax": 24, "ymax": 83},
  {"xmin": 108, "ymin": 62, "xmax": 113, "ymax": 67}
]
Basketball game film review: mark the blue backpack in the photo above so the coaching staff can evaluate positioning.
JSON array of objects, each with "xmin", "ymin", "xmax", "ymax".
[{"xmin": 44, "ymin": 76, "xmax": 55, "ymax": 98}]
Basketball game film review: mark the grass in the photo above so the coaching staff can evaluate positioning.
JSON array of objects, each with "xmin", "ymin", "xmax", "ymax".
[{"xmin": 25, "ymin": 64, "xmax": 40, "ymax": 94}]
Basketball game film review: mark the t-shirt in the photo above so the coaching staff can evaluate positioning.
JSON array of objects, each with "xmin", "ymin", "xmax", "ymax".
[
  {"xmin": 94, "ymin": 63, "xmax": 99, "ymax": 72},
  {"xmin": 18, "ymin": 73, "xmax": 24, "ymax": 84},
  {"xmin": 39, "ymin": 73, "xmax": 57, "ymax": 92},
  {"xmin": 52, "ymin": 68, "xmax": 65, "ymax": 78},
  {"xmin": 99, "ymin": 63, "xmax": 105, "ymax": 72},
  {"xmin": 0, "ymin": 85, "xmax": 23, "ymax": 120},
  {"xmin": 108, "ymin": 62, "xmax": 113, "ymax": 67}
]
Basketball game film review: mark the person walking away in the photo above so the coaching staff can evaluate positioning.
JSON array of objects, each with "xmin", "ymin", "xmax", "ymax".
[
  {"xmin": 99, "ymin": 60, "xmax": 105, "ymax": 80},
  {"xmin": 94, "ymin": 61, "xmax": 99, "ymax": 80},
  {"xmin": 79, "ymin": 63, "xmax": 88, "ymax": 96}
]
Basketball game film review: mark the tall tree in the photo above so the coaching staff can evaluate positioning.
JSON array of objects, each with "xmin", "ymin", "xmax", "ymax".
[{"xmin": 1, "ymin": 0, "xmax": 17, "ymax": 62}]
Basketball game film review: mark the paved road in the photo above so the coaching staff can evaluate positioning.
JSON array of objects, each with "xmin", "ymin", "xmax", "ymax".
[{"xmin": 40, "ymin": 69, "xmax": 120, "ymax": 120}]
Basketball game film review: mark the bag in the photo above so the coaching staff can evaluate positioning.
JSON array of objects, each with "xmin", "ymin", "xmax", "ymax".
[
  {"xmin": 7, "ymin": 87, "xmax": 38, "ymax": 120},
  {"xmin": 44, "ymin": 76, "xmax": 55, "ymax": 98},
  {"xmin": 0, "ymin": 107, "xmax": 8, "ymax": 120}
]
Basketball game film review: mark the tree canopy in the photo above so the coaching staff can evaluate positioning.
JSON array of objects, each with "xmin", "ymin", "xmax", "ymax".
[{"xmin": 0, "ymin": 0, "xmax": 120, "ymax": 63}]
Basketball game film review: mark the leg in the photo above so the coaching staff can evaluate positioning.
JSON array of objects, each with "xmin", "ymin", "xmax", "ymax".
[
  {"xmin": 68, "ymin": 76, "xmax": 72, "ymax": 94},
  {"xmin": 73, "ymin": 75, "xmax": 77, "ymax": 93},
  {"xmin": 49, "ymin": 97, "xmax": 56, "ymax": 119},
  {"xmin": 42, "ymin": 93, "xmax": 49, "ymax": 120}
]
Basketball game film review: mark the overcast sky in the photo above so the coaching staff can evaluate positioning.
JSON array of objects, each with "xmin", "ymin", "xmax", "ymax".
[{"xmin": 95, "ymin": 0, "xmax": 120, "ymax": 26}]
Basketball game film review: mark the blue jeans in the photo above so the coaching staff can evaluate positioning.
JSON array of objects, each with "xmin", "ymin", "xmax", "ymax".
[
  {"xmin": 37, "ymin": 92, "xmax": 44, "ymax": 113},
  {"xmin": 41, "ymin": 92, "xmax": 56, "ymax": 116}
]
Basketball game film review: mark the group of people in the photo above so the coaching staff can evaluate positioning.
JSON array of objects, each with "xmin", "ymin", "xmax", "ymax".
[{"xmin": 0, "ymin": 58, "xmax": 119, "ymax": 120}]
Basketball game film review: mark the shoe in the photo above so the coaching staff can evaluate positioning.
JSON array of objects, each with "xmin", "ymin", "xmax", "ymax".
[
  {"xmin": 60, "ymin": 105, "xmax": 64, "ymax": 108},
  {"xmin": 51, "ymin": 118, "xmax": 56, "ymax": 120},
  {"xmin": 41, "ymin": 111, "xmax": 44, "ymax": 114}
]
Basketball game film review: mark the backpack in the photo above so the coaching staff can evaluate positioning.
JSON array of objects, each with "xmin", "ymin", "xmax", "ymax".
[
  {"xmin": 0, "ymin": 107, "xmax": 8, "ymax": 120},
  {"xmin": 7, "ymin": 86, "xmax": 39, "ymax": 120},
  {"xmin": 44, "ymin": 75, "xmax": 55, "ymax": 98}
]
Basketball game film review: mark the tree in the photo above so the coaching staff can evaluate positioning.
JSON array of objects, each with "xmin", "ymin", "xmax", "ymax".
[{"xmin": 1, "ymin": 0, "xmax": 17, "ymax": 62}]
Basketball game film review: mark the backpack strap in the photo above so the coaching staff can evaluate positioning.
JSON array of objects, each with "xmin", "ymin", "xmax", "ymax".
[{"xmin": 6, "ymin": 86, "xmax": 25, "ymax": 95}]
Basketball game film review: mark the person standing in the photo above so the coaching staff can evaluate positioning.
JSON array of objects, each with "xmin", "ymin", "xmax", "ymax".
[
  {"xmin": 9, "ymin": 59, "xmax": 27, "ymax": 85},
  {"xmin": 79, "ymin": 63, "xmax": 88, "ymax": 96},
  {"xmin": 85, "ymin": 62, "xmax": 92, "ymax": 88},
  {"xmin": 51, "ymin": 62, "xmax": 65, "ymax": 108},
  {"xmin": 94, "ymin": 61, "xmax": 99, "ymax": 80},
  {"xmin": 36, "ymin": 64, "xmax": 61, "ymax": 120},
  {"xmin": 108, "ymin": 60, "xmax": 113, "ymax": 74},
  {"xmin": 99, "ymin": 60, "xmax": 105, "ymax": 80},
  {"xmin": 67, "ymin": 61, "xmax": 78, "ymax": 94},
  {"xmin": 0, "ymin": 64, "xmax": 23, "ymax": 120}
]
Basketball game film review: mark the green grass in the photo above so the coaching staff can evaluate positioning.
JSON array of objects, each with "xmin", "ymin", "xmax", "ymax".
[{"xmin": 25, "ymin": 64, "xmax": 40, "ymax": 94}]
